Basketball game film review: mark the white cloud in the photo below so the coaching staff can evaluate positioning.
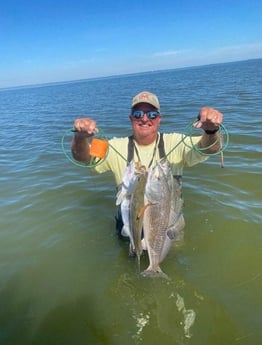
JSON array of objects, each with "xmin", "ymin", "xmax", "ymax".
[
  {"xmin": 147, "ymin": 43, "xmax": 262, "ymax": 71},
  {"xmin": 152, "ymin": 50, "xmax": 191, "ymax": 57},
  {"xmin": 209, "ymin": 42, "xmax": 262, "ymax": 55}
]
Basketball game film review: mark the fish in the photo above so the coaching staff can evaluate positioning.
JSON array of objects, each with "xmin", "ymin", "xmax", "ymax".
[
  {"xmin": 116, "ymin": 161, "xmax": 136, "ymax": 238},
  {"xmin": 116, "ymin": 161, "xmax": 147, "ymax": 260},
  {"xmin": 142, "ymin": 159, "xmax": 184, "ymax": 278},
  {"xmin": 166, "ymin": 175, "xmax": 185, "ymax": 242},
  {"xmin": 129, "ymin": 167, "xmax": 148, "ymax": 270}
]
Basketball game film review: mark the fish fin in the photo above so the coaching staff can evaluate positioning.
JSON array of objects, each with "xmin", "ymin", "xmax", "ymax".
[
  {"xmin": 116, "ymin": 190, "xmax": 123, "ymax": 205},
  {"xmin": 141, "ymin": 238, "xmax": 147, "ymax": 250},
  {"xmin": 159, "ymin": 236, "xmax": 172, "ymax": 263},
  {"xmin": 167, "ymin": 214, "xmax": 185, "ymax": 240},
  {"xmin": 141, "ymin": 268, "xmax": 170, "ymax": 280},
  {"xmin": 121, "ymin": 225, "xmax": 130, "ymax": 237},
  {"xmin": 136, "ymin": 204, "xmax": 150, "ymax": 219}
]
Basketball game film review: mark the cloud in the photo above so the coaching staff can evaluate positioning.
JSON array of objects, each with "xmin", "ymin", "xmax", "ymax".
[
  {"xmin": 207, "ymin": 42, "xmax": 262, "ymax": 56},
  {"xmin": 148, "ymin": 43, "xmax": 262, "ymax": 70},
  {"xmin": 194, "ymin": 42, "xmax": 262, "ymax": 65},
  {"xmin": 152, "ymin": 50, "xmax": 191, "ymax": 57},
  {"xmin": 151, "ymin": 43, "xmax": 262, "ymax": 63}
]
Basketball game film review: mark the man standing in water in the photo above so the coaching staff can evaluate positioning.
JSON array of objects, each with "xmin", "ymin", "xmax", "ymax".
[{"xmin": 71, "ymin": 91, "xmax": 223, "ymax": 236}]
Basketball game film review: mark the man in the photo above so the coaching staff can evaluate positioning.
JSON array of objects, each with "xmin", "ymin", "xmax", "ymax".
[
  {"xmin": 71, "ymin": 91, "xmax": 223, "ymax": 237},
  {"xmin": 71, "ymin": 91, "xmax": 223, "ymax": 184}
]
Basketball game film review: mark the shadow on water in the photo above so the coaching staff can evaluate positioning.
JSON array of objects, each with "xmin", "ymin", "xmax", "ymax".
[
  {"xmin": 0, "ymin": 240, "xmax": 260, "ymax": 345},
  {"xmin": 0, "ymin": 275, "xmax": 34, "ymax": 345},
  {"xmin": 0, "ymin": 274, "xmax": 111, "ymax": 345},
  {"xmin": 31, "ymin": 298, "xmax": 111, "ymax": 345}
]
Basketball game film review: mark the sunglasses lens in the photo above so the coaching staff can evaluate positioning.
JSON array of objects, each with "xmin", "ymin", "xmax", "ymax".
[
  {"xmin": 132, "ymin": 110, "xmax": 144, "ymax": 119},
  {"xmin": 132, "ymin": 110, "xmax": 160, "ymax": 119},
  {"xmin": 147, "ymin": 111, "xmax": 159, "ymax": 119}
]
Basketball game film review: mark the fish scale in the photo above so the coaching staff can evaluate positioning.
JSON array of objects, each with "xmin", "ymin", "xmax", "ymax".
[
  {"xmin": 142, "ymin": 159, "xmax": 174, "ymax": 278},
  {"xmin": 130, "ymin": 170, "xmax": 147, "ymax": 270},
  {"xmin": 117, "ymin": 161, "xmax": 147, "ymax": 259}
]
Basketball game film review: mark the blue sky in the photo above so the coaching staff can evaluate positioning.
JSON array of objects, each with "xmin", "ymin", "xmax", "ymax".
[{"xmin": 1, "ymin": 0, "xmax": 261, "ymax": 88}]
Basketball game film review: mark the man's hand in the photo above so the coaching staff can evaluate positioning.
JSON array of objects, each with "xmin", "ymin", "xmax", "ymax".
[
  {"xmin": 74, "ymin": 118, "xmax": 98, "ymax": 136},
  {"xmin": 194, "ymin": 107, "xmax": 223, "ymax": 132}
]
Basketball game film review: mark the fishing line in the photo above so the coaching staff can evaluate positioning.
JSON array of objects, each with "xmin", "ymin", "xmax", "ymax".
[
  {"xmin": 61, "ymin": 127, "xmax": 110, "ymax": 168},
  {"xmin": 61, "ymin": 119, "xmax": 229, "ymax": 168},
  {"xmin": 165, "ymin": 120, "xmax": 229, "ymax": 158}
]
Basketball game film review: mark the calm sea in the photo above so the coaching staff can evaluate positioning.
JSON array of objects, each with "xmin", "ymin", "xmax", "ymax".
[{"xmin": 0, "ymin": 59, "xmax": 261, "ymax": 345}]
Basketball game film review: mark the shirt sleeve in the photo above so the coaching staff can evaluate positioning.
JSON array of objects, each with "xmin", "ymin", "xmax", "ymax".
[{"xmin": 163, "ymin": 133, "xmax": 208, "ymax": 174}]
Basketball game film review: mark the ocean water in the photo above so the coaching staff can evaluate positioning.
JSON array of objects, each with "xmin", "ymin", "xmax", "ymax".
[{"xmin": 0, "ymin": 59, "xmax": 261, "ymax": 345}]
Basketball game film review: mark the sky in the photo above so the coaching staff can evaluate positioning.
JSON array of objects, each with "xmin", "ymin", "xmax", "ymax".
[{"xmin": 0, "ymin": 0, "xmax": 262, "ymax": 88}]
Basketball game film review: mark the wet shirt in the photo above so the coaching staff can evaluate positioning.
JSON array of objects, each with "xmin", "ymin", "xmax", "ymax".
[{"xmin": 94, "ymin": 132, "xmax": 208, "ymax": 186}]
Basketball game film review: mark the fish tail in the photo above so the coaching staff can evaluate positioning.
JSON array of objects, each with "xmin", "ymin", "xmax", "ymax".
[{"xmin": 141, "ymin": 267, "xmax": 170, "ymax": 280}]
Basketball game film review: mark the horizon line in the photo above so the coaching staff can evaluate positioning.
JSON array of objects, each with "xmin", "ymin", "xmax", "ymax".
[{"xmin": 1, "ymin": 57, "xmax": 261, "ymax": 92}]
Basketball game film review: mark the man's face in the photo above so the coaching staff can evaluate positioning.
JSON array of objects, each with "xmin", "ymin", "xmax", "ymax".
[{"xmin": 129, "ymin": 102, "xmax": 162, "ymax": 143}]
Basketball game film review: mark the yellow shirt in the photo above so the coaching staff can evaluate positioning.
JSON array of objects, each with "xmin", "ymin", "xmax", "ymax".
[{"xmin": 94, "ymin": 132, "xmax": 208, "ymax": 185}]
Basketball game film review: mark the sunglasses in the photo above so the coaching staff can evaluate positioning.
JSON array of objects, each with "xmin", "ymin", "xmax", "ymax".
[{"xmin": 131, "ymin": 110, "xmax": 160, "ymax": 120}]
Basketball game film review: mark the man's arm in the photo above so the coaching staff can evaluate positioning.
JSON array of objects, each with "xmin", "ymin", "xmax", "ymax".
[
  {"xmin": 195, "ymin": 107, "xmax": 223, "ymax": 154},
  {"xmin": 71, "ymin": 118, "xmax": 98, "ymax": 162},
  {"xmin": 71, "ymin": 132, "xmax": 91, "ymax": 162},
  {"xmin": 199, "ymin": 130, "xmax": 222, "ymax": 154}
]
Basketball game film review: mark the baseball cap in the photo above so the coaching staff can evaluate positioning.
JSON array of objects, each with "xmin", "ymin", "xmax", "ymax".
[{"xmin": 131, "ymin": 91, "xmax": 160, "ymax": 110}]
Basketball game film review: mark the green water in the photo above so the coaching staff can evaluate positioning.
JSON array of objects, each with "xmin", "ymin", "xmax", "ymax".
[{"xmin": 0, "ymin": 59, "xmax": 261, "ymax": 344}]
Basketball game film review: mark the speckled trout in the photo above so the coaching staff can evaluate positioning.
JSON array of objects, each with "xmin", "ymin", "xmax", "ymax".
[
  {"xmin": 116, "ymin": 161, "xmax": 147, "ymax": 260},
  {"xmin": 142, "ymin": 159, "xmax": 184, "ymax": 278},
  {"xmin": 130, "ymin": 168, "xmax": 147, "ymax": 270},
  {"xmin": 116, "ymin": 161, "xmax": 137, "ymax": 239}
]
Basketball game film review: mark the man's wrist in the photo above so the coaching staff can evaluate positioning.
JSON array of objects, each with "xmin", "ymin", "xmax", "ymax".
[{"xmin": 204, "ymin": 128, "xmax": 219, "ymax": 135}]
